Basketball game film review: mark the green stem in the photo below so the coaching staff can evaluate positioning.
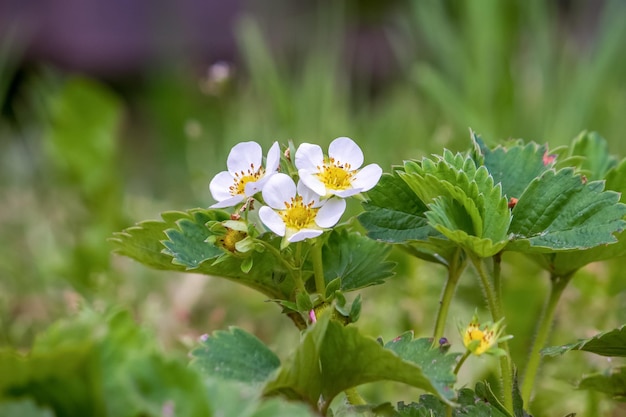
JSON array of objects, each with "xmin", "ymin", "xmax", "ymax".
[
  {"xmin": 260, "ymin": 240, "xmax": 304, "ymax": 291},
  {"xmin": 454, "ymin": 350, "xmax": 471, "ymax": 375},
  {"xmin": 471, "ymin": 255, "xmax": 513, "ymax": 414},
  {"xmin": 311, "ymin": 240, "xmax": 326, "ymax": 298},
  {"xmin": 520, "ymin": 272, "xmax": 572, "ymax": 406},
  {"xmin": 433, "ymin": 249, "xmax": 465, "ymax": 344},
  {"xmin": 345, "ymin": 387, "xmax": 366, "ymax": 406}
]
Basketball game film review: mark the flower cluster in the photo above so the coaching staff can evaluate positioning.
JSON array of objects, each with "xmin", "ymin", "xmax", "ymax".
[{"xmin": 209, "ymin": 137, "xmax": 382, "ymax": 247}]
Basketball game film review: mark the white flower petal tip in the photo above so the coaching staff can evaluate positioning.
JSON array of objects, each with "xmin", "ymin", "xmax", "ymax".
[
  {"xmin": 294, "ymin": 137, "xmax": 381, "ymax": 198},
  {"xmin": 209, "ymin": 141, "xmax": 281, "ymax": 207}
]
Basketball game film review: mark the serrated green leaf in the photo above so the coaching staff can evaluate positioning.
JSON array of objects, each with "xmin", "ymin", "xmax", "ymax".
[
  {"xmin": 578, "ymin": 366, "xmax": 626, "ymax": 400},
  {"xmin": 112, "ymin": 209, "xmax": 297, "ymax": 299},
  {"xmin": 605, "ymin": 158, "xmax": 626, "ymax": 203},
  {"xmin": 400, "ymin": 153, "xmax": 510, "ymax": 257},
  {"xmin": 542, "ymin": 325, "xmax": 626, "ymax": 357},
  {"xmin": 396, "ymin": 388, "xmax": 510, "ymax": 417},
  {"xmin": 264, "ymin": 314, "xmax": 455, "ymax": 410},
  {"xmin": 322, "ymin": 228, "xmax": 396, "ymax": 292},
  {"xmin": 358, "ymin": 172, "xmax": 458, "ymax": 265},
  {"xmin": 163, "ymin": 215, "xmax": 225, "ymax": 268},
  {"xmin": 473, "ymin": 134, "xmax": 553, "ymax": 199},
  {"xmin": 384, "ymin": 332, "xmax": 460, "ymax": 397},
  {"xmin": 507, "ymin": 168, "xmax": 626, "ymax": 252},
  {"xmin": 358, "ymin": 172, "xmax": 434, "ymax": 242},
  {"xmin": 190, "ymin": 327, "xmax": 281, "ymax": 383},
  {"xmin": 535, "ymin": 230, "xmax": 626, "ymax": 276},
  {"xmin": 568, "ymin": 131, "xmax": 618, "ymax": 181},
  {"xmin": 110, "ymin": 209, "xmax": 224, "ymax": 270}
]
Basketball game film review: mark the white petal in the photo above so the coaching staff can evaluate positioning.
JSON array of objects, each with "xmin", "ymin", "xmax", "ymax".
[
  {"xmin": 315, "ymin": 198, "xmax": 346, "ymax": 228},
  {"xmin": 209, "ymin": 171, "xmax": 237, "ymax": 200},
  {"xmin": 297, "ymin": 180, "xmax": 321, "ymax": 206},
  {"xmin": 329, "ymin": 137, "xmax": 363, "ymax": 169},
  {"xmin": 227, "ymin": 142, "xmax": 263, "ymax": 174},
  {"xmin": 332, "ymin": 188, "xmax": 361, "ymax": 198},
  {"xmin": 295, "ymin": 143, "xmax": 324, "ymax": 172},
  {"xmin": 288, "ymin": 228, "xmax": 323, "ymax": 242},
  {"xmin": 210, "ymin": 195, "xmax": 244, "ymax": 208},
  {"xmin": 351, "ymin": 163, "xmax": 383, "ymax": 192},
  {"xmin": 298, "ymin": 169, "xmax": 327, "ymax": 197},
  {"xmin": 259, "ymin": 206, "xmax": 286, "ymax": 236},
  {"xmin": 265, "ymin": 141, "xmax": 281, "ymax": 173},
  {"xmin": 262, "ymin": 173, "xmax": 296, "ymax": 209}
]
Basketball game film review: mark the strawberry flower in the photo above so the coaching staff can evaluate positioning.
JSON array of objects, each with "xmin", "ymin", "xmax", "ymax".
[
  {"xmin": 295, "ymin": 137, "xmax": 382, "ymax": 198},
  {"xmin": 209, "ymin": 141, "xmax": 280, "ymax": 208},
  {"xmin": 259, "ymin": 173, "xmax": 346, "ymax": 244}
]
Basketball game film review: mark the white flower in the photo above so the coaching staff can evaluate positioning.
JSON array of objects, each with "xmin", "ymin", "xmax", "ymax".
[
  {"xmin": 209, "ymin": 141, "xmax": 280, "ymax": 208},
  {"xmin": 259, "ymin": 173, "xmax": 346, "ymax": 243},
  {"xmin": 295, "ymin": 137, "xmax": 383, "ymax": 198}
]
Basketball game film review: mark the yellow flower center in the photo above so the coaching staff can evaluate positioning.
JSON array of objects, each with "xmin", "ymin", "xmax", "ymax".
[
  {"xmin": 316, "ymin": 157, "xmax": 354, "ymax": 190},
  {"xmin": 229, "ymin": 164, "xmax": 264, "ymax": 196},
  {"xmin": 217, "ymin": 228, "xmax": 248, "ymax": 252},
  {"xmin": 464, "ymin": 324, "xmax": 496, "ymax": 355},
  {"xmin": 279, "ymin": 196, "xmax": 318, "ymax": 230}
]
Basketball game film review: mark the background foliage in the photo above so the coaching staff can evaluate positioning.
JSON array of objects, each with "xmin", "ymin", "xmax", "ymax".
[{"xmin": 1, "ymin": 1, "xmax": 626, "ymax": 416}]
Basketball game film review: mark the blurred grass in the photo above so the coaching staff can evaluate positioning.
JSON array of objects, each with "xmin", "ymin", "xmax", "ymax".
[{"xmin": 1, "ymin": 1, "xmax": 626, "ymax": 416}]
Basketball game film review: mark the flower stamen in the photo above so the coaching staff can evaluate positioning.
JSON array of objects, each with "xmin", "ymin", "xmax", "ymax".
[
  {"xmin": 316, "ymin": 157, "xmax": 354, "ymax": 191},
  {"xmin": 279, "ymin": 196, "xmax": 319, "ymax": 230},
  {"xmin": 229, "ymin": 164, "xmax": 265, "ymax": 196}
]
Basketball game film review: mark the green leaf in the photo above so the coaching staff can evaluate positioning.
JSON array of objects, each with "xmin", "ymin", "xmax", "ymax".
[
  {"xmin": 567, "ymin": 131, "xmax": 618, "ymax": 181},
  {"xmin": 534, "ymin": 230, "xmax": 626, "ymax": 276},
  {"xmin": 0, "ymin": 400, "xmax": 54, "ymax": 417},
  {"xmin": 0, "ymin": 309, "xmax": 212, "ymax": 417},
  {"xmin": 400, "ymin": 151, "xmax": 511, "ymax": 257},
  {"xmin": 358, "ymin": 172, "xmax": 433, "ymax": 242},
  {"xmin": 542, "ymin": 325, "xmax": 626, "ymax": 357},
  {"xmin": 359, "ymin": 172, "xmax": 458, "ymax": 265},
  {"xmin": 203, "ymin": 377, "xmax": 316, "ymax": 417},
  {"xmin": 162, "ymin": 212, "xmax": 226, "ymax": 268},
  {"xmin": 190, "ymin": 327, "xmax": 281, "ymax": 383},
  {"xmin": 384, "ymin": 332, "xmax": 460, "ymax": 397},
  {"xmin": 111, "ymin": 209, "xmax": 297, "ymax": 299},
  {"xmin": 264, "ymin": 314, "xmax": 455, "ymax": 411},
  {"xmin": 262, "ymin": 311, "xmax": 328, "ymax": 405},
  {"xmin": 507, "ymin": 168, "xmax": 626, "ymax": 252},
  {"xmin": 577, "ymin": 366, "xmax": 626, "ymax": 400},
  {"xmin": 605, "ymin": 158, "xmax": 626, "ymax": 203},
  {"xmin": 322, "ymin": 228, "xmax": 396, "ymax": 292},
  {"xmin": 472, "ymin": 133, "xmax": 553, "ymax": 199},
  {"xmin": 397, "ymin": 388, "xmax": 510, "ymax": 417}
]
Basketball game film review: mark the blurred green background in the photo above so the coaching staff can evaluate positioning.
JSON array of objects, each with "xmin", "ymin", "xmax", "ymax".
[{"xmin": 1, "ymin": 1, "xmax": 626, "ymax": 416}]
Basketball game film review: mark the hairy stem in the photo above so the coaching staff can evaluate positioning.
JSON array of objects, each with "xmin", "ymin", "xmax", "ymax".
[
  {"xmin": 311, "ymin": 240, "xmax": 326, "ymax": 298},
  {"xmin": 521, "ymin": 272, "xmax": 572, "ymax": 406},
  {"xmin": 345, "ymin": 387, "xmax": 366, "ymax": 406},
  {"xmin": 471, "ymin": 255, "xmax": 513, "ymax": 414},
  {"xmin": 433, "ymin": 249, "xmax": 465, "ymax": 344}
]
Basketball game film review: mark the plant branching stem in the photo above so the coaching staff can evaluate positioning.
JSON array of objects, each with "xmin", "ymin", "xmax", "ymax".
[
  {"xmin": 260, "ymin": 240, "xmax": 304, "ymax": 291},
  {"xmin": 520, "ymin": 272, "xmax": 572, "ymax": 406},
  {"xmin": 471, "ymin": 255, "xmax": 513, "ymax": 414},
  {"xmin": 433, "ymin": 249, "xmax": 465, "ymax": 344}
]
